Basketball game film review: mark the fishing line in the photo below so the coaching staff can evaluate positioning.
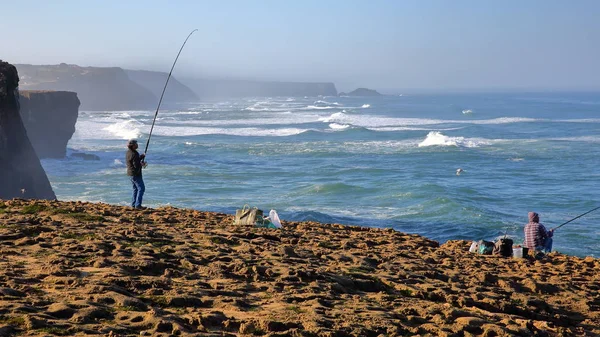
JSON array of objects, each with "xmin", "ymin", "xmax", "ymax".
[
  {"xmin": 144, "ymin": 29, "xmax": 198, "ymax": 155},
  {"xmin": 552, "ymin": 206, "xmax": 600, "ymax": 231}
]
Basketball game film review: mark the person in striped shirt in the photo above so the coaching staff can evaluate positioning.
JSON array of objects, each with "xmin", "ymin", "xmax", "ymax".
[{"xmin": 524, "ymin": 211, "xmax": 553, "ymax": 253}]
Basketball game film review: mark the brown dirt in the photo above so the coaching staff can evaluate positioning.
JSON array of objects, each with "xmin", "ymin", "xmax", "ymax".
[{"xmin": 0, "ymin": 199, "xmax": 598, "ymax": 336}]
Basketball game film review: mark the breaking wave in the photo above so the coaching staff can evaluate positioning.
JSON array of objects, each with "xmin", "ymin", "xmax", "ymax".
[
  {"xmin": 103, "ymin": 120, "xmax": 142, "ymax": 140},
  {"xmin": 329, "ymin": 123, "xmax": 350, "ymax": 130},
  {"xmin": 417, "ymin": 131, "xmax": 490, "ymax": 148}
]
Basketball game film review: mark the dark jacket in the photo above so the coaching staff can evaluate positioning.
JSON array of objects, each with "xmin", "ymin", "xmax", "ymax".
[{"xmin": 126, "ymin": 149, "xmax": 143, "ymax": 177}]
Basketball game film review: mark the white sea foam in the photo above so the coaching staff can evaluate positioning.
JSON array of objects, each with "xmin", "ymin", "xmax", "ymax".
[
  {"xmin": 369, "ymin": 126, "xmax": 465, "ymax": 132},
  {"xmin": 555, "ymin": 118, "xmax": 600, "ymax": 123},
  {"xmin": 244, "ymin": 106, "xmax": 271, "ymax": 112},
  {"xmin": 176, "ymin": 111, "xmax": 203, "ymax": 115},
  {"xmin": 329, "ymin": 123, "xmax": 350, "ymax": 130},
  {"xmin": 462, "ymin": 109, "xmax": 473, "ymax": 114},
  {"xmin": 153, "ymin": 126, "xmax": 308, "ymax": 137},
  {"xmin": 318, "ymin": 113, "xmax": 544, "ymax": 129},
  {"xmin": 362, "ymin": 104, "xmax": 371, "ymax": 108},
  {"xmin": 550, "ymin": 136, "xmax": 600, "ymax": 143},
  {"xmin": 469, "ymin": 117, "xmax": 537, "ymax": 125},
  {"xmin": 417, "ymin": 131, "xmax": 490, "ymax": 148},
  {"xmin": 304, "ymin": 105, "xmax": 338, "ymax": 110},
  {"xmin": 112, "ymin": 159, "xmax": 124, "ymax": 166},
  {"xmin": 103, "ymin": 120, "xmax": 142, "ymax": 140}
]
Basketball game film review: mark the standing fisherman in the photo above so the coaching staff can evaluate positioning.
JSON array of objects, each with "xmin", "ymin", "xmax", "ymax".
[
  {"xmin": 126, "ymin": 139, "xmax": 146, "ymax": 209},
  {"xmin": 127, "ymin": 30, "xmax": 195, "ymax": 210}
]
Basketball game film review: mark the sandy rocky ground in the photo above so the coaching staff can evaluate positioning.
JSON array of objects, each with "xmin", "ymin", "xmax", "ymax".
[{"xmin": 0, "ymin": 199, "xmax": 598, "ymax": 337}]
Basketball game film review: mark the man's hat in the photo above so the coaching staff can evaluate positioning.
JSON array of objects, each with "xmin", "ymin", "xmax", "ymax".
[{"xmin": 128, "ymin": 139, "xmax": 138, "ymax": 145}]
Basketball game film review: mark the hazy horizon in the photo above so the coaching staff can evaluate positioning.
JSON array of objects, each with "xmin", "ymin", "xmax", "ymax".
[{"xmin": 4, "ymin": 1, "xmax": 600, "ymax": 93}]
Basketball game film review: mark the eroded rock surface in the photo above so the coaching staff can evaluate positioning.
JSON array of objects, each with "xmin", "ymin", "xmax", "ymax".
[
  {"xmin": 0, "ymin": 199, "xmax": 598, "ymax": 336},
  {"xmin": 19, "ymin": 90, "xmax": 80, "ymax": 158},
  {"xmin": 0, "ymin": 61, "xmax": 56, "ymax": 200}
]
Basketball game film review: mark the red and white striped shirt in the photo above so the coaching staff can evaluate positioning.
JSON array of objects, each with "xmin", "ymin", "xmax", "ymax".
[{"xmin": 524, "ymin": 222, "xmax": 550, "ymax": 249}]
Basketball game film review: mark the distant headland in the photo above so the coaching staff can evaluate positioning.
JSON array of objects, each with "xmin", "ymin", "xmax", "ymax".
[
  {"xmin": 16, "ymin": 64, "xmax": 340, "ymax": 110},
  {"xmin": 339, "ymin": 88, "xmax": 382, "ymax": 96}
]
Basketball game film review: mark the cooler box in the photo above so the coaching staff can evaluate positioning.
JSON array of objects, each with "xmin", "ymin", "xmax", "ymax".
[{"xmin": 513, "ymin": 247, "xmax": 529, "ymax": 258}]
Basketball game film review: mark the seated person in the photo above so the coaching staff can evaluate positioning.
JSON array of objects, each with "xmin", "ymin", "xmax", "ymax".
[{"xmin": 524, "ymin": 211, "xmax": 553, "ymax": 253}]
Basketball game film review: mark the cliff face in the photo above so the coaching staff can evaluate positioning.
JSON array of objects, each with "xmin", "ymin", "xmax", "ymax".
[
  {"xmin": 17, "ymin": 64, "xmax": 340, "ymax": 108},
  {"xmin": 180, "ymin": 78, "xmax": 338, "ymax": 98},
  {"xmin": 19, "ymin": 90, "xmax": 80, "ymax": 158},
  {"xmin": 126, "ymin": 70, "xmax": 198, "ymax": 103},
  {"xmin": 16, "ymin": 64, "xmax": 156, "ymax": 111},
  {"xmin": 0, "ymin": 60, "xmax": 56, "ymax": 200}
]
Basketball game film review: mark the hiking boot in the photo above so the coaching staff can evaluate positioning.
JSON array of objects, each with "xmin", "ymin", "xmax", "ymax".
[{"xmin": 135, "ymin": 206, "xmax": 147, "ymax": 210}]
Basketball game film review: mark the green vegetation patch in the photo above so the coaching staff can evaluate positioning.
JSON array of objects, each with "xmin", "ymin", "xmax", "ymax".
[
  {"xmin": 398, "ymin": 288, "xmax": 413, "ymax": 297},
  {"xmin": 0, "ymin": 315, "xmax": 25, "ymax": 327},
  {"xmin": 21, "ymin": 204, "xmax": 48, "ymax": 214},
  {"xmin": 286, "ymin": 305, "xmax": 307, "ymax": 314},
  {"xmin": 346, "ymin": 266, "xmax": 374, "ymax": 274},
  {"xmin": 66, "ymin": 213, "xmax": 105, "ymax": 222},
  {"xmin": 318, "ymin": 240, "xmax": 337, "ymax": 249},
  {"xmin": 140, "ymin": 295, "xmax": 169, "ymax": 307},
  {"xmin": 49, "ymin": 208, "xmax": 105, "ymax": 222},
  {"xmin": 60, "ymin": 232, "xmax": 98, "ymax": 241},
  {"xmin": 35, "ymin": 327, "xmax": 72, "ymax": 336}
]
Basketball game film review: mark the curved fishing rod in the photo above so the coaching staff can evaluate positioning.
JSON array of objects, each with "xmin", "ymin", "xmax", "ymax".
[
  {"xmin": 552, "ymin": 205, "xmax": 600, "ymax": 231},
  {"xmin": 144, "ymin": 29, "xmax": 198, "ymax": 155}
]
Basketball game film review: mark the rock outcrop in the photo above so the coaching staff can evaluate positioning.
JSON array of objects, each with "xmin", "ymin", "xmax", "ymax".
[
  {"xmin": 180, "ymin": 78, "xmax": 338, "ymax": 98},
  {"xmin": 19, "ymin": 90, "xmax": 80, "ymax": 158},
  {"xmin": 0, "ymin": 199, "xmax": 597, "ymax": 336},
  {"xmin": 126, "ymin": 69, "xmax": 198, "ymax": 103},
  {"xmin": 0, "ymin": 61, "xmax": 56, "ymax": 200},
  {"xmin": 340, "ymin": 88, "xmax": 382, "ymax": 96},
  {"xmin": 16, "ymin": 64, "xmax": 156, "ymax": 111}
]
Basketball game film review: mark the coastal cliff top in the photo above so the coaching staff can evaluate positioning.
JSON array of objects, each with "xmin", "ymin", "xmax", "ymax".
[
  {"xmin": 19, "ymin": 90, "xmax": 78, "ymax": 95},
  {"xmin": 0, "ymin": 199, "xmax": 598, "ymax": 336}
]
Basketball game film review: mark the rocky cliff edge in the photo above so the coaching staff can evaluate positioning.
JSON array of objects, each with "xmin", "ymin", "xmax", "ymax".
[
  {"xmin": 0, "ymin": 60, "xmax": 56, "ymax": 199},
  {"xmin": 19, "ymin": 90, "xmax": 80, "ymax": 158}
]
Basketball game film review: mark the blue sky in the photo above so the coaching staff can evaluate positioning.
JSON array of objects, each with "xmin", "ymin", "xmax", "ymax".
[{"xmin": 3, "ymin": 0, "xmax": 600, "ymax": 92}]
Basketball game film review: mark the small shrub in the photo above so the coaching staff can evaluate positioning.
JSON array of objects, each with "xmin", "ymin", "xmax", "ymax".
[{"xmin": 21, "ymin": 204, "xmax": 47, "ymax": 214}]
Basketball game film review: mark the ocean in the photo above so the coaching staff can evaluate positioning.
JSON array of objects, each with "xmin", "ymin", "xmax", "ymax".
[{"xmin": 40, "ymin": 92, "xmax": 600, "ymax": 257}]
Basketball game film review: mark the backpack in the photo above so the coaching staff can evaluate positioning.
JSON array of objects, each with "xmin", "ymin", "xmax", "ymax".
[
  {"xmin": 493, "ymin": 238, "xmax": 514, "ymax": 257},
  {"xmin": 477, "ymin": 240, "xmax": 495, "ymax": 255}
]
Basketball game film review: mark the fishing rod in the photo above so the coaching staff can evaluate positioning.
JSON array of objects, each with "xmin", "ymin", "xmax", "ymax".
[
  {"xmin": 144, "ymin": 29, "xmax": 198, "ymax": 156},
  {"xmin": 552, "ymin": 205, "xmax": 600, "ymax": 231}
]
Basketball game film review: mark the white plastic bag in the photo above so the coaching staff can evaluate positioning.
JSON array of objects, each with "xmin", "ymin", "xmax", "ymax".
[
  {"xmin": 469, "ymin": 241, "xmax": 479, "ymax": 253},
  {"xmin": 269, "ymin": 209, "xmax": 282, "ymax": 228}
]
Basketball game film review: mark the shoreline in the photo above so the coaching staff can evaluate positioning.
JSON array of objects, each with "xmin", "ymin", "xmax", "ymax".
[{"xmin": 0, "ymin": 199, "xmax": 598, "ymax": 336}]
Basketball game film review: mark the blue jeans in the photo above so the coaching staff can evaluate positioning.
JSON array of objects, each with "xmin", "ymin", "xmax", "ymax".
[
  {"xmin": 537, "ymin": 238, "xmax": 553, "ymax": 253},
  {"xmin": 130, "ymin": 175, "xmax": 145, "ymax": 208}
]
